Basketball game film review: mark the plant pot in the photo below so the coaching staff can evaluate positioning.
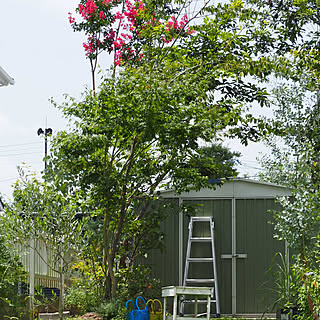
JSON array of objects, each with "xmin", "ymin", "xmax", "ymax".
[
  {"xmin": 276, "ymin": 306, "xmax": 300, "ymax": 320},
  {"xmin": 276, "ymin": 308, "xmax": 289, "ymax": 320}
]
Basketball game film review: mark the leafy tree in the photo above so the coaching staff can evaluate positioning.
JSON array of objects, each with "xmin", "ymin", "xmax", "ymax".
[
  {"xmin": 245, "ymin": 0, "xmax": 320, "ymax": 88},
  {"xmin": 192, "ymin": 144, "xmax": 241, "ymax": 180},
  {"xmin": 261, "ymin": 82, "xmax": 320, "ymax": 250},
  {"xmin": 252, "ymin": 1, "xmax": 320, "ymax": 313},
  {"xmin": 67, "ymin": 0, "xmax": 286, "ymax": 100},
  {"xmin": 5, "ymin": 168, "xmax": 86, "ymax": 320},
  {"xmin": 260, "ymin": 81, "xmax": 320, "ymax": 319}
]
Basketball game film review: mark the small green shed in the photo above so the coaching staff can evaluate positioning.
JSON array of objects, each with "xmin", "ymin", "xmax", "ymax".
[{"xmin": 145, "ymin": 178, "xmax": 291, "ymax": 317}]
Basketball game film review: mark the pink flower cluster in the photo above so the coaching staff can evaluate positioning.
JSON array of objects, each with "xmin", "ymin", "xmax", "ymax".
[
  {"xmin": 186, "ymin": 27, "xmax": 195, "ymax": 35},
  {"xmin": 71, "ymin": 0, "xmax": 193, "ymax": 65},
  {"xmin": 79, "ymin": 0, "xmax": 98, "ymax": 19},
  {"xmin": 105, "ymin": 29, "xmax": 116, "ymax": 41},
  {"xmin": 78, "ymin": 0, "xmax": 118, "ymax": 21},
  {"xmin": 167, "ymin": 15, "xmax": 188, "ymax": 31},
  {"xmin": 162, "ymin": 15, "xmax": 191, "ymax": 43},
  {"xmin": 68, "ymin": 12, "xmax": 76, "ymax": 24},
  {"xmin": 124, "ymin": 0, "xmax": 144, "ymax": 26},
  {"xmin": 99, "ymin": 11, "xmax": 106, "ymax": 20},
  {"xmin": 83, "ymin": 35, "xmax": 97, "ymax": 54},
  {"xmin": 111, "ymin": 0, "xmax": 146, "ymax": 65}
]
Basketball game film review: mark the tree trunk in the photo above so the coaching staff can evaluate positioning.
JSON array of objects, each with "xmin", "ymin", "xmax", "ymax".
[
  {"xmin": 104, "ymin": 273, "xmax": 112, "ymax": 300},
  {"xmin": 103, "ymin": 215, "xmax": 112, "ymax": 299},
  {"xmin": 106, "ymin": 250, "xmax": 117, "ymax": 298},
  {"xmin": 59, "ymin": 262, "xmax": 64, "ymax": 320}
]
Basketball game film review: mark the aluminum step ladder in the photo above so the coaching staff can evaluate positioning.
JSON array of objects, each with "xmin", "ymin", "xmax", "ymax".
[{"xmin": 180, "ymin": 216, "xmax": 220, "ymax": 317}]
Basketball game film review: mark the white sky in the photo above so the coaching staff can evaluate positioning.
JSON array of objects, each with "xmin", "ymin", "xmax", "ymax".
[{"xmin": 0, "ymin": 0, "xmax": 267, "ymax": 201}]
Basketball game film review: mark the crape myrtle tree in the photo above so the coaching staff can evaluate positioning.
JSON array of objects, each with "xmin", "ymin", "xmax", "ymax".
[{"xmin": 46, "ymin": 0, "xmax": 281, "ymax": 299}]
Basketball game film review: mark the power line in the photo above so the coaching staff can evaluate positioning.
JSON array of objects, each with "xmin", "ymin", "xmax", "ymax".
[
  {"xmin": 238, "ymin": 164, "xmax": 264, "ymax": 170},
  {"xmin": 240, "ymin": 159, "xmax": 261, "ymax": 163},
  {"xmin": 237, "ymin": 174, "xmax": 262, "ymax": 179},
  {"xmin": 0, "ymin": 152, "xmax": 42, "ymax": 157},
  {"xmin": 0, "ymin": 147, "xmax": 42, "ymax": 154},
  {"xmin": 0, "ymin": 141, "xmax": 41, "ymax": 148},
  {"xmin": 0, "ymin": 161, "xmax": 43, "ymax": 167},
  {"xmin": 0, "ymin": 177, "xmax": 17, "ymax": 183}
]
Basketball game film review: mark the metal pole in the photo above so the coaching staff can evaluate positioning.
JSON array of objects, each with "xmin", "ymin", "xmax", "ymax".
[
  {"xmin": 37, "ymin": 127, "xmax": 53, "ymax": 171},
  {"xmin": 231, "ymin": 197, "xmax": 236, "ymax": 315},
  {"xmin": 44, "ymin": 134, "xmax": 48, "ymax": 170}
]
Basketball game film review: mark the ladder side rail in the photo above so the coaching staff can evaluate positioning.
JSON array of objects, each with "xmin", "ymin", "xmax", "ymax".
[
  {"xmin": 180, "ymin": 218, "xmax": 193, "ymax": 315},
  {"xmin": 210, "ymin": 217, "xmax": 220, "ymax": 317},
  {"xmin": 182, "ymin": 218, "xmax": 193, "ymax": 286}
]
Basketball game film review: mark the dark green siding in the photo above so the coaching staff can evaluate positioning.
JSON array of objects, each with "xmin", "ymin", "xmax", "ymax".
[
  {"xmin": 236, "ymin": 199, "xmax": 284, "ymax": 313},
  {"xmin": 146, "ymin": 210, "xmax": 180, "ymax": 286}
]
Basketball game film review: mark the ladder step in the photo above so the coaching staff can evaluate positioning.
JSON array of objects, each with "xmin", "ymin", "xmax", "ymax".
[
  {"xmin": 190, "ymin": 237, "xmax": 212, "ymax": 242},
  {"xmin": 187, "ymin": 258, "xmax": 213, "ymax": 262},
  {"xmin": 191, "ymin": 217, "xmax": 211, "ymax": 222},
  {"xmin": 183, "ymin": 300, "xmax": 216, "ymax": 304},
  {"xmin": 186, "ymin": 279, "xmax": 215, "ymax": 283}
]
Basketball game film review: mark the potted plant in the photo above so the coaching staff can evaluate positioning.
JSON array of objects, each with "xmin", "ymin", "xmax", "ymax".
[{"xmin": 271, "ymin": 252, "xmax": 300, "ymax": 320}]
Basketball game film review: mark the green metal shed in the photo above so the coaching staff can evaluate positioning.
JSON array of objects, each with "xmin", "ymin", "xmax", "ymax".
[{"xmin": 144, "ymin": 178, "xmax": 291, "ymax": 317}]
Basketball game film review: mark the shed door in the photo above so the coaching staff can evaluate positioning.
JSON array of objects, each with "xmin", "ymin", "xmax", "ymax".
[
  {"xmin": 183, "ymin": 199, "xmax": 232, "ymax": 314},
  {"xmin": 236, "ymin": 199, "xmax": 284, "ymax": 313}
]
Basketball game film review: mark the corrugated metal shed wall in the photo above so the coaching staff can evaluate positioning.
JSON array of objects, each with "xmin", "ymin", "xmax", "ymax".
[
  {"xmin": 146, "ymin": 207, "xmax": 180, "ymax": 287},
  {"xmin": 236, "ymin": 199, "xmax": 283, "ymax": 313}
]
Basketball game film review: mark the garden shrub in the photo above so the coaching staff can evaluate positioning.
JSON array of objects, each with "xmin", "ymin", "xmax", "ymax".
[
  {"xmin": 116, "ymin": 265, "xmax": 161, "ymax": 301},
  {"xmin": 65, "ymin": 286, "xmax": 99, "ymax": 315},
  {"xmin": 293, "ymin": 251, "xmax": 320, "ymax": 319},
  {"xmin": 94, "ymin": 265, "xmax": 161, "ymax": 320},
  {"xmin": 65, "ymin": 262, "xmax": 160, "ymax": 318},
  {"xmin": 96, "ymin": 298, "xmax": 126, "ymax": 320},
  {"xmin": 66, "ymin": 259, "xmax": 105, "ymax": 315},
  {"xmin": 0, "ymin": 234, "xmax": 27, "ymax": 319}
]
